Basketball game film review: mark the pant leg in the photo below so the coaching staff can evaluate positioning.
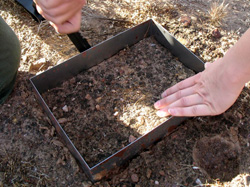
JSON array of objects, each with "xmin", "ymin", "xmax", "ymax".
[{"xmin": 0, "ymin": 16, "xmax": 21, "ymax": 104}]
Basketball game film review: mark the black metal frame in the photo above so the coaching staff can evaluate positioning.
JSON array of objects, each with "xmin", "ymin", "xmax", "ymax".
[{"xmin": 30, "ymin": 19, "xmax": 205, "ymax": 182}]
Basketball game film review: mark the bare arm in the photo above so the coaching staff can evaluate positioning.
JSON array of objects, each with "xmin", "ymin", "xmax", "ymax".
[
  {"xmin": 154, "ymin": 28, "xmax": 250, "ymax": 117},
  {"xmin": 34, "ymin": 0, "xmax": 87, "ymax": 34}
]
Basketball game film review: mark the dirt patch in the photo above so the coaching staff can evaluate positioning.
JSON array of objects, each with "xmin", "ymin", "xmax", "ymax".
[
  {"xmin": 42, "ymin": 36, "xmax": 195, "ymax": 167},
  {"xmin": 193, "ymin": 135, "xmax": 241, "ymax": 181},
  {"xmin": 0, "ymin": 0, "xmax": 250, "ymax": 186}
]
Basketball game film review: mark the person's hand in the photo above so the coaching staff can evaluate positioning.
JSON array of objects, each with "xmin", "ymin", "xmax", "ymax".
[
  {"xmin": 154, "ymin": 59, "xmax": 244, "ymax": 117},
  {"xmin": 34, "ymin": 0, "xmax": 87, "ymax": 34}
]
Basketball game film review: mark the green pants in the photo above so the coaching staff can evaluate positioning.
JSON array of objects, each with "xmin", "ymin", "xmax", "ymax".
[{"xmin": 0, "ymin": 16, "xmax": 21, "ymax": 104}]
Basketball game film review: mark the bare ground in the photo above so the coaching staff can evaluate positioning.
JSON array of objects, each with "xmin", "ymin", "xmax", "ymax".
[{"xmin": 0, "ymin": 0, "xmax": 250, "ymax": 186}]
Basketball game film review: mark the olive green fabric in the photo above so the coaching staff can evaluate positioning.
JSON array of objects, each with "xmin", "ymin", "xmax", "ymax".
[{"xmin": 0, "ymin": 16, "xmax": 21, "ymax": 104}]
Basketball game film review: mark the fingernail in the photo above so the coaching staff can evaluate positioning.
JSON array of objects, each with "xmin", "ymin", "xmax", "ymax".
[
  {"xmin": 168, "ymin": 109, "xmax": 174, "ymax": 115},
  {"xmin": 156, "ymin": 110, "xmax": 167, "ymax": 117},
  {"xmin": 154, "ymin": 101, "xmax": 160, "ymax": 109}
]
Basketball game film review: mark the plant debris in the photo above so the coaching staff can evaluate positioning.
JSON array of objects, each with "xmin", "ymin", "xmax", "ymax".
[{"xmin": 42, "ymin": 37, "xmax": 195, "ymax": 166}]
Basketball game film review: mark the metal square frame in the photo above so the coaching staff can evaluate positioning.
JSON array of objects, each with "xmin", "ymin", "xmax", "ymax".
[{"xmin": 30, "ymin": 19, "xmax": 204, "ymax": 182}]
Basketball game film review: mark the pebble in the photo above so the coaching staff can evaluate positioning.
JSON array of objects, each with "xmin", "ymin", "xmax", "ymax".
[
  {"xmin": 96, "ymin": 105, "xmax": 101, "ymax": 110},
  {"xmin": 82, "ymin": 181, "xmax": 92, "ymax": 187},
  {"xmin": 180, "ymin": 15, "xmax": 191, "ymax": 27},
  {"xmin": 159, "ymin": 170, "xmax": 165, "ymax": 176},
  {"xmin": 52, "ymin": 140, "xmax": 64, "ymax": 147},
  {"xmin": 95, "ymin": 97, "xmax": 102, "ymax": 103},
  {"xmin": 85, "ymin": 94, "xmax": 92, "ymax": 100},
  {"xmin": 212, "ymin": 28, "xmax": 222, "ymax": 38},
  {"xmin": 192, "ymin": 166, "xmax": 199, "ymax": 170},
  {"xmin": 195, "ymin": 178, "xmax": 203, "ymax": 186},
  {"xmin": 29, "ymin": 58, "xmax": 47, "ymax": 71},
  {"xmin": 129, "ymin": 135, "xmax": 137, "ymax": 143},
  {"xmin": 131, "ymin": 173, "xmax": 139, "ymax": 183},
  {"xmin": 137, "ymin": 116, "xmax": 145, "ymax": 126},
  {"xmin": 58, "ymin": 118, "xmax": 68, "ymax": 124},
  {"xmin": 62, "ymin": 105, "xmax": 69, "ymax": 112},
  {"xmin": 155, "ymin": 181, "xmax": 159, "ymax": 185},
  {"xmin": 146, "ymin": 169, "xmax": 152, "ymax": 179}
]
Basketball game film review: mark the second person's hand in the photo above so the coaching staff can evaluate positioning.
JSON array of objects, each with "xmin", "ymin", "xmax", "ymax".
[{"xmin": 34, "ymin": 0, "xmax": 87, "ymax": 34}]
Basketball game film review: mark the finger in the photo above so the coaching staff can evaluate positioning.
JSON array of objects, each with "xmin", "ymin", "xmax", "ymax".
[
  {"xmin": 35, "ymin": 0, "xmax": 82, "ymax": 10},
  {"xmin": 34, "ymin": 0, "xmax": 60, "ymax": 9},
  {"xmin": 168, "ymin": 104, "xmax": 212, "ymax": 117},
  {"xmin": 51, "ymin": 11, "xmax": 82, "ymax": 34},
  {"xmin": 168, "ymin": 93, "xmax": 204, "ymax": 108},
  {"xmin": 161, "ymin": 73, "xmax": 201, "ymax": 98},
  {"xmin": 156, "ymin": 109, "xmax": 171, "ymax": 117},
  {"xmin": 154, "ymin": 85, "xmax": 196, "ymax": 109},
  {"xmin": 204, "ymin": 62, "xmax": 212, "ymax": 69},
  {"xmin": 155, "ymin": 93, "xmax": 204, "ymax": 117},
  {"xmin": 35, "ymin": 1, "xmax": 86, "ymax": 25},
  {"xmin": 37, "ymin": 5, "xmax": 82, "ymax": 25}
]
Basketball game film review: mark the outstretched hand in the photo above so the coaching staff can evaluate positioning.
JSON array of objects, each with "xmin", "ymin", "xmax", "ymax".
[
  {"xmin": 34, "ymin": 0, "xmax": 87, "ymax": 34},
  {"xmin": 154, "ymin": 59, "xmax": 244, "ymax": 117}
]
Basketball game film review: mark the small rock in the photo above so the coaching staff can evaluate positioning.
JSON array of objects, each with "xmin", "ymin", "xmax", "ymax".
[
  {"xmin": 58, "ymin": 118, "xmax": 68, "ymax": 124},
  {"xmin": 62, "ymin": 105, "xmax": 69, "ymax": 112},
  {"xmin": 29, "ymin": 58, "xmax": 47, "ymax": 71},
  {"xmin": 180, "ymin": 15, "xmax": 191, "ymax": 27},
  {"xmin": 178, "ymin": 38, "xmax": 188, "ymax": 46},
  {"xmin": 114, "ymin": 111, "xmax": 119, "ymax": 116},
  {"xmin": 137, "ymin": 116, "xmax": 145, "ymax": 126},
  {"xmin": 52, "ymin": 140, "xmax": 64, "ymax": 147},
  {"xmin": 50, "ymin": 127, "xmax": 55, "ymax": 136},
  {"xmin": 96, "ymin": 105, "xmax": 101, "ymax": 110},
  {"xmin": 237, "ymin": 112, "xmax": 242, "ymax": 119},
  {"xmin": 69, "ymin": 77, "xmax": 76, "ymax": 84},
  {"xmin": 129, "ymin": 135, "xmax": 137, "ymax": 143},
  {"xmin": 82, "ymin": 181, "xmax": 92, "ymax": 187},
  {"xmin": 95, "ymin": 97, "xmax": 102, "ymax": 103},
  {"xmin": 56, "ymin": 59, "xmax": 64, "ymax": 65},
  {"xmin": 212, "ymin": 28, "xmax": 222, "ymax": 38},
  {"xmin": 159, "ymin": 170, "xmax": 165, "ymax": 176},
  {"xmin": 246, "ymin": 175, "xmax": 250, "ymax": 185},
  {"xmin": 131, "ymin": 173, "xmax": 139, "ymax": 183},
  {"xmin": 146, "ymin": 169, "xmax": 152, "ymax": 179},
  {"xmin": 195, "ymin": 178, "xmax": 202, "ymax": 186},
  {"xmin": 155, "ymin": 181, "xmax": 159, "ymax": 185},
  {"xmin": 85, "ymin": 94, "xmax": 92, "ymax": 100}
]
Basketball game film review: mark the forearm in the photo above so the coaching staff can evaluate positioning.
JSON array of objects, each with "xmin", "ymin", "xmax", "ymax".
[{"xmin": 222, "ymin": 28, "xmax": 250, "ymax": 86}]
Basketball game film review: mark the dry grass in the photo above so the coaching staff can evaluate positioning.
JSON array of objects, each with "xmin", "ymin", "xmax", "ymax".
[
  {"xmin": 208, "ymin": 1, "xmax": 228, "ymax": 26},
  {"xmin": 206, "ymin": 173, "xmax": 250, "ymax": 187},
  {"xmin": 0, "ymin": 0, "xmax": 78, "ymax": 74},
  {"xmin": 85, "ymin": 0, "xmax": 175, "ymax": 25},
  {"xmin": 0, "ymin": 0, "xmax": 249, "ymax": 186},
  {"xmin": 0, "ymin": 148, "xmax": 50, "ymax": 186}
]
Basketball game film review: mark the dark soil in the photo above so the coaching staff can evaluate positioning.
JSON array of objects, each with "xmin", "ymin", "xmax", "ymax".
[
  {"xmin": 42, "ymin": 37, "xmax": 195, "ymax": 167},
  {"xmin": 1, "ymin": 0, "xmax": 250, "ymax": 186}
]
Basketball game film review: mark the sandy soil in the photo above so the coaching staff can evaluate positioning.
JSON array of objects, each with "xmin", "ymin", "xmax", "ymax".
[{"xmin": 0, "ymin": 0, "xmax": 250, "ymax": 186}]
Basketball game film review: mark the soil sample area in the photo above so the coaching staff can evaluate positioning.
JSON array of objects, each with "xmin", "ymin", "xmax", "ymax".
[{"xmin": 42, "ymin": 36, "xmax": 195, "ymax": 167}]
